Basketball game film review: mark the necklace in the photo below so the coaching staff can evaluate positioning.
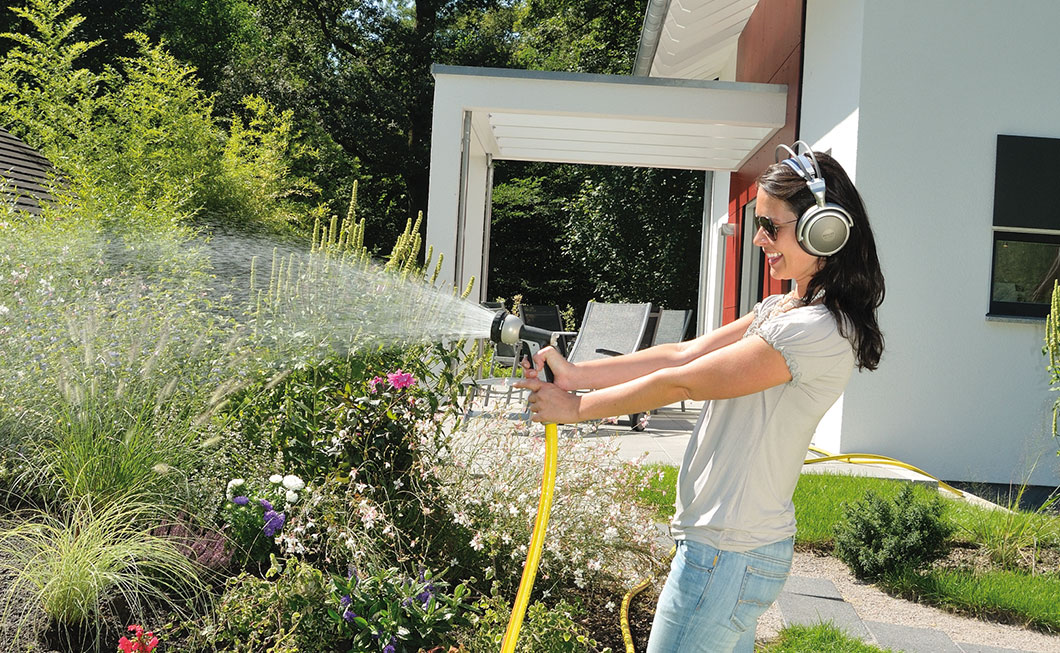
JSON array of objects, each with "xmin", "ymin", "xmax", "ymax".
[{"xmin": 767, "ymin": 288, "xmax": 825, "ymax": 320}]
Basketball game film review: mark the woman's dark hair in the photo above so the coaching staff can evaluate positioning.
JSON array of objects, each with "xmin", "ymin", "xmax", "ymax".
[{"xmin": 757, "ymin": 151, "xmax": 885, "ymax": 370}]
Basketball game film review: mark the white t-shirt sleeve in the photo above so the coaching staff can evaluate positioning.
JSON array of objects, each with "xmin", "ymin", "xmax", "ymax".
[{"xmin": 750, "ymin": 309, "xmax": 852, "ymax": 386}]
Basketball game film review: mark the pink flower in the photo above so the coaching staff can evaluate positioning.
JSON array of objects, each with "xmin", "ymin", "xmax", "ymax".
[
  {"xmin": 387, "ymin": 369, "xmax": 416, "ymax": 390},
  {"xmin": 368, "ymin": 376, "xmax": 384, "ymax": 393}
]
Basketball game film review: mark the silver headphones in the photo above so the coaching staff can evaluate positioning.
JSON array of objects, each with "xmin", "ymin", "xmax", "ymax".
[{"xmin": 775, "ymin": 141, "xmax": 853, "ymax": 257}]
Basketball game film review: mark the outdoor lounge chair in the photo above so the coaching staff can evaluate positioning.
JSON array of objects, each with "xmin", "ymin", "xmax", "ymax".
[
  {"xmin": 566, "ymin": 301, "xmax": 653, "ymax": 430},
  {"xmin": 651, "ymin": 308, "xmax": 694, "ymax": 411}
]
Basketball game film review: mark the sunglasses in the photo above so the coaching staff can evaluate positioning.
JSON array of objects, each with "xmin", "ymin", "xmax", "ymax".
[{"xmin": 753, "ymin": 215, "xmax": 798, "ymax": 241}]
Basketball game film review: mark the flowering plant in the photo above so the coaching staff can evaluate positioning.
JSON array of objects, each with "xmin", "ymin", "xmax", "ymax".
[
  {"xmin": 437, "ymin": 419, "xmax": 664, "ymax": 597},
  {"xmin": 328, "ymin": 566, "xmax": 473, "ymax": 653},
  {"xmin": 222, "ymin": 472, "xmax": 305, "ymax": 565},
  {"xmin": 117, "ymin": 624, "xmax": 159, "ymax": 653}
]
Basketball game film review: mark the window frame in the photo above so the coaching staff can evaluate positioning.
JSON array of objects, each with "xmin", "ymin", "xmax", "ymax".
[{"xmin": 988, "ymin": 229, "xmax": 1060, "ymax": 319}]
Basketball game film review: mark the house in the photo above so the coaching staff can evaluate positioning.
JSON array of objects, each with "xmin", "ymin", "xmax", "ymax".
[
  {"xmin": 0, "ymin": 127, "xmax": 55, "ymax": 215},
  {"xmin": 426, "ymin": 0, "xmax": 1060, "ymax": 487}
]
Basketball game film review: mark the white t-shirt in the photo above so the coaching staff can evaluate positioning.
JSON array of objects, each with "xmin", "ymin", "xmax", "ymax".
[{"xmin": 669, "ymin": 294, "xmax": 856, "ymax": 552}]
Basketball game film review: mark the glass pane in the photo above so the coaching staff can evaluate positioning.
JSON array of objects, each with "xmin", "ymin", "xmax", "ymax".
[{"xmin": 992, "ymin": 238, "xmax": 1060, "ymax": 305}]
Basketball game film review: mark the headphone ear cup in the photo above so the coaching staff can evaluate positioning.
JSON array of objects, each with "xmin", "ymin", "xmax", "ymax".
[{"xmin": 796, "ymin": 205, "xmax": 853, "ymax": 257}]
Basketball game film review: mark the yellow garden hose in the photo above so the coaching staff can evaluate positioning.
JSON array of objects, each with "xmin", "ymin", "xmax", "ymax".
[
  {"xmin": 501, "ymin": 422, "xmax": 559, "ymax": 653},
  {"xmin": 804, "ymin": 446, "xmax": 963, "ymax": 497}
]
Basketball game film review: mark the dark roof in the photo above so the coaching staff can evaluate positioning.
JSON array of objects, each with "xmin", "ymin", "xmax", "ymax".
[{"xmin": 0, "ymin": 127, "xmax": 55, "ymax": 215}]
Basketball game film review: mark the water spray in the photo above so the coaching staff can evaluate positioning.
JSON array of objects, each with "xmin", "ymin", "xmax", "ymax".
[{"xmin": 488, "ymin": 309, "xmax": 567, "ymax": 653}]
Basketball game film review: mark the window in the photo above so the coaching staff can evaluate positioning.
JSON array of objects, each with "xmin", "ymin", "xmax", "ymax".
[
  {"xmin": 989, "ymin": 135, "xmax": 1060, "ymax": 318},
  {"xmin": 739, "ymin": 198, "xmax": 764, "ymax": 315}
]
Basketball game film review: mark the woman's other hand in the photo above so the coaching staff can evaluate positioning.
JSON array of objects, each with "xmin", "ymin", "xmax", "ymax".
[{"xmin": 514, "ymin": 378, "xmax": 581, "ymax": 424}]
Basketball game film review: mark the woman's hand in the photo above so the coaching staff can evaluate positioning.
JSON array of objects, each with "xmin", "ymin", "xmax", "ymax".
[
  {"xmin": 519, "ymin": 346, "xmax": 579, "ymax": 390},
  {"xmin": 514, "ymin": 378, "xmax": 581, "ymax": 424}
]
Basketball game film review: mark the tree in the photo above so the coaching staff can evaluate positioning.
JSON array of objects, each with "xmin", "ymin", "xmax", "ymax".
[{"xmin": 215, "ymin": 0, "xmax": 521, "ymax": 251}]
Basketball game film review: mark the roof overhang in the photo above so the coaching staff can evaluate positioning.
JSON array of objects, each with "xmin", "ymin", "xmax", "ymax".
[
  {"xmin": 431, "ymin": 64, "xmax": 786, "ymax": 171},
  {"xmin": 635, "ymin": 0, "xmax": 760, "ymax": 80}
]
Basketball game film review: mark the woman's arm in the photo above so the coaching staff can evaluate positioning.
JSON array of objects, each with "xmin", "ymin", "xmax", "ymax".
[
  {"xmin": 527, "ymin": 311, "xmax": 757, "ymax": 391},
  {"xmin": 519, "ymin": 332, "xmax": 791, "ymax": 424}
]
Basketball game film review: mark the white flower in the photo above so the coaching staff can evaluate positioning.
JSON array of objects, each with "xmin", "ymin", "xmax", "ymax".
[
  {"xmin": 393, "ymin": 478, "xmax": 404, "ymax": 490},
  {"xmin": 282, "ymin": 474, "xmax": 305, "ymax": 491},
  {"xmin": 286, "ymin": 490, "xmax": 300, "ymax": 504},
  {"xmin": 605, "ymin": 601, "xmax": 616, "ymax": 612},
  {"xmin": 470, "ymin": 532, "xmax": 484, "ymax": 551},
  {"xmin": 269, "ymin": 474, "xmax": 283, "ymax": 484},
  {"xmin": 225, "ymin": 478, "xmax": 245, "ymax": 499},
  {"xmin": 0, "ymin": 305, "xmax": 8, "ymax": 315},
  {"xmin": 603, "ymin": 526, "xmax": 619, "ymax": 542}
]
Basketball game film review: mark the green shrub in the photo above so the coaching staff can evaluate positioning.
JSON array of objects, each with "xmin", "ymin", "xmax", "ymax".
[
  {"xmin": 458, "ymin": 593, "xmax": 610, "ymax": 653},
  {"xmin": 834, "ymin": 484, "xmax": 953, "ymax": 580},
  {"xmin": 196, "ymin": 556, "xmax": 335, "ymax": 653}
]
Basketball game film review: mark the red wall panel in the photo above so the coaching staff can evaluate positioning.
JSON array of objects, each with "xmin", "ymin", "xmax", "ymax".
[{"xmin": 723, "ymin": 0, "xmax": 805, "ymax": 324}]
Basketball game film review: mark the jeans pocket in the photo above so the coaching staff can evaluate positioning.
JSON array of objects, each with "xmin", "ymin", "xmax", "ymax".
[
  {"xmin": 679, "ymin": 540, "xmax": 719, "ymax": 573},
  {"xmin": 729, "ymin": 564, "xmax": 789, "ymax": 631}
]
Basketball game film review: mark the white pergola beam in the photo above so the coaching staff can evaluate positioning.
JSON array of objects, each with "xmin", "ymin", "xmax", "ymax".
[{"xmin": 426, "ymin": 64, "xmax": 786, "ymax": 296}]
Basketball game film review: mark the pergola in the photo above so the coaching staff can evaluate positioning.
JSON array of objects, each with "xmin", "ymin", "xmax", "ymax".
[{"xmin": 424, "ymin": 1, "xmax": 778, "ymax": 334}]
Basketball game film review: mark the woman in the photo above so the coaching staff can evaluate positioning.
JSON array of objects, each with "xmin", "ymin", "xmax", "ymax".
[{"xmin": 517, "ymin": 144, "xmax": 885, "ymax": 652}]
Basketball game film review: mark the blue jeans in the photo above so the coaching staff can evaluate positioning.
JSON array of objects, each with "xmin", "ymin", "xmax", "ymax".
[{"xmin": 646, "ymin": 537, "xmax": 794, "ymax": 653}]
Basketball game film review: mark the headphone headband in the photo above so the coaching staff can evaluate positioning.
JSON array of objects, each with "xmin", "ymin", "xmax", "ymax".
[{"xmin": 775, "ymin": 141, "xmax": 827, "ymax": 209}]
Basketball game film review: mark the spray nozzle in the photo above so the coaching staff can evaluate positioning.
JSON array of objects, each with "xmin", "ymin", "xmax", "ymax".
[{"xmin": 489, "ymin": 310, "xmax": 568, "ymax": 382}]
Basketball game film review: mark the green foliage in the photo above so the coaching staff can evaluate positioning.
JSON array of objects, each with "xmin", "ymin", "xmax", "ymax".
[
  {"xmin": 563, "ymin": 166, "xmax": 704, "ymax": 310},
  {"xmin": 458, "ymin": 593, "xmax": 609, "ymax": 653},
  {"xmin": 512, "ymin": 0, "xmax": 645, "ymax": 74},
  {"xmin": 488, "ymin": 173, "xmax": 593, "ymax": 310},
  {"xmin": 632, "ymin": 462, "xmax": 678, "ymax": 521},
  {"xmin": 0, "ymin": 498, "xmax": 205, "ymax": 641},
  {"xmin": 197, "ymin": 556, "xmax": 335, "ymax": 653},
  {"xmin": 0, "ymin": 0, "xmax": 325, "ymax": 235},
  {"xmin": 328, "ymin": 566, "xmax": 474, "ymax": 652},
  {"xmin": 760, "ymin": 623, "xmax": 896, "ymax": 652},
  {"xmin": 1046, "ymin": 280, "xmax": 1060, "ymax": 442},
  {"xmin": 834, "ymin": 484, "xmax": 953, "ymax": 580},
  {"xmin": 0, "ymin": 0, "xmax": 103, "ymax": 153},
  {"xmin": 881, "ymin": 565, "xmax": 1060, "ymax": 634},
  {"xmin": 946, "ymin": 482, "xmax": 1060, "ymax": 571},
  {"xmin": 792, "ymin": 474, "xmax": 918, "ymax": 549},
  {"xmin": 205, "ymin": 94, "xmax": 324, "ymax": 232},
  {"xmin": 0, "ymin": 211, "xmax": 250, "ymax": 508}
]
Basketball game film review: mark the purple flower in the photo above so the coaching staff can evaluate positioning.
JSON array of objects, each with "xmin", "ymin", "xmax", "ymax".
[
  {"xmin": 342, "ymin": 607, "xmax": 357, "ymax": 623},
  {"xmin": 382, "ymin": 636, "xmax": 397, "ymax": 653},
  {"xmin": 262, "ymin": 510, "xmax": 286, "ymax": 536},
  {"xmin": 340, "ymin": 594, "xmax": 352, "ymax": 608},
  {"xmin": 232, "ymin": 496, "xmax": 249, "ymax": 506},
  {"xmin": 416, "ymin": 588, "xmax": 434, "ymax": 606},
  {"xmin": 259, "ymin": 498, "xmax": 273, "ymax": 511},
  {"xmin": 387, "ymin": 369, "xmax": 416, "ymax": 390}
]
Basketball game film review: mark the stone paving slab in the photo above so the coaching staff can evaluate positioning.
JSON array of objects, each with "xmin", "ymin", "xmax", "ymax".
[
  {"xmin": 776, "ymin": 576, "xmax": 872, "ymax": 641},
  {"xmin": 865, "ymin": 620, "xmax": 962, "ymax": 652},
  {"xmin": 955, "ymin": 644, "xmax": 1040, "ymax": 653}
]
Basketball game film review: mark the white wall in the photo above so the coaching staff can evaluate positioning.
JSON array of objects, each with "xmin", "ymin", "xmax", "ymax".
[{"xmin": 804, "ymin": 0, "xmax": 1060, "ymax": 486}]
